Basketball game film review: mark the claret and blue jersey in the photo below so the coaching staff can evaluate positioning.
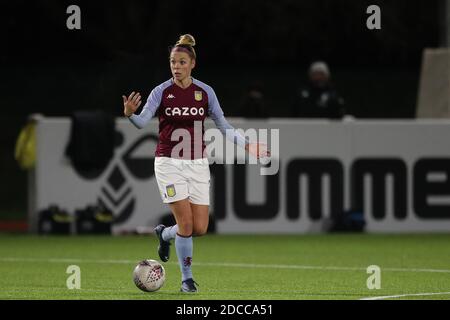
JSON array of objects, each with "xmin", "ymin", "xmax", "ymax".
[{"xmin": 129, "ymin": 78, "xmax": 247, "ymax": 159}]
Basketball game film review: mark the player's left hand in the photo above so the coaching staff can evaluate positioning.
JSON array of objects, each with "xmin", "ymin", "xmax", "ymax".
[{"xmin": 245, "ymin": 143, "xmax": 271, "ymax": 159}]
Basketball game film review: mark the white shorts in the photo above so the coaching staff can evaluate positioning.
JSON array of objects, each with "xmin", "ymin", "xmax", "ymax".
[{"xmin": 154, "ymin": 157, "xmax": 210, "ymax": 205}]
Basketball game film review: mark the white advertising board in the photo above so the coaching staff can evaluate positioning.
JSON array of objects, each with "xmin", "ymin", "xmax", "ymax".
[{"xmin": 30, "ymin": 118, "xmax": 450, "ymax": 233}]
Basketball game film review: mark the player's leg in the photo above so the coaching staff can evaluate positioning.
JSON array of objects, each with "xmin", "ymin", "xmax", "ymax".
[
  {"xmin": 187, "ymin": 158, "xmax": 210, "ymax": 237},
  {"xmin": 169, "ymin": 198, "xmax": 193, "ymax": 236},
  {"xmin": 153, "ymin": 157, "xmax": 187, "ymax": 262},
  {"xmin": 169, "ymin": 198, "xmax": 197, "ymax": 292},
  {"xmin": 158, "ymin": 224, "xmax": 178, "ymax": 242},
  {"xmin": 172, "ymin": 165, "xmax": 209, "ymax": 292},
  {"xmin": 191, "ymin": 203, "xmax": 209, "ymax": 236}
]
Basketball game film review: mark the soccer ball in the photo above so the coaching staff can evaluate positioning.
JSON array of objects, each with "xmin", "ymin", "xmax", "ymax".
[{"xmin": 133, "ymin": 259, "xmax": 166, "ymax": 292}]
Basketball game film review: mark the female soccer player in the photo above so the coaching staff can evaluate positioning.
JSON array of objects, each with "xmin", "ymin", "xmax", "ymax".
[{"xmin": 123, "ymin": 34, "xmax": 269, "ymax": 293}]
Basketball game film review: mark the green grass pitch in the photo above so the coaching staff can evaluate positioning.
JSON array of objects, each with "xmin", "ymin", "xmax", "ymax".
[{"xmin": 0, "ymin": 233, "xmax": 450, "ymax": 300}]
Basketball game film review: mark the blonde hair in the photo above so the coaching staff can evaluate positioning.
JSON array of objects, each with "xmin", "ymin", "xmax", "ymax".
[
  {"xmin": 176, "ymin": 34, "xmax": 196, "ymax": 47},
  {"xmin": 172, "ymin": 34, "xmax": 197, "ymax": 59}
]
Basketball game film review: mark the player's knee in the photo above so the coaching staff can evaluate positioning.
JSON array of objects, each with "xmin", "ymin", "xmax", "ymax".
[
  {"xmin": 193, "ymin": 225, "xmax": 208, "ymax": 237},
  {"xmin": 178, "ymin": 221, "xmax": 193, "ymax": 236}
]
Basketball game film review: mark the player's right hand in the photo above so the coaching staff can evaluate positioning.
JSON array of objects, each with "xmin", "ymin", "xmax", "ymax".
[
  {"xmin": 122, "ymin": 91, "xmax": 142, "ymax": 117},
  {"xmin": 245, "ymin": 143, "xmax": 271, "ymax": 159}
]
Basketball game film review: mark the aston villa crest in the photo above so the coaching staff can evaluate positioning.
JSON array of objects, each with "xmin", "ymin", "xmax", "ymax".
[
  {"xmin": 194, "ymin": 91, "xmax": 202, "ymax": 101},
  {"xmin": 166, "ymin": 184, "xmax": 176, "ymax": 197}
]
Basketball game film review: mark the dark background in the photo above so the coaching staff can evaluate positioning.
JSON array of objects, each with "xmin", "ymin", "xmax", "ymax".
[{"xmin": 0, "ymin": 0, "xmax": 444, "ymax": 218}]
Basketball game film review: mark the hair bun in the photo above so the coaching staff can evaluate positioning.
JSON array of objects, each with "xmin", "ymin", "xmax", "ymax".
[{"xmin": 176, "ymin": 34, "xmax": 196, "ymax": 47}]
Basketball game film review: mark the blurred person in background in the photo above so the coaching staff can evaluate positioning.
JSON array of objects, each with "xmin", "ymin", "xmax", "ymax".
[{"xmin": 291, "ymin": 61, "xmax": 346, "ymax": 119}]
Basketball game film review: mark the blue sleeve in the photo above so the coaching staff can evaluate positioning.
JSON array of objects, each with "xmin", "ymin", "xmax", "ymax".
[
  {"xmin": 128, "ymin": 85, "xmax": 163, "ymax": 129},
  {"xmin": 207, "ymin": 87, "xmax": 248, "ymax": 147}
]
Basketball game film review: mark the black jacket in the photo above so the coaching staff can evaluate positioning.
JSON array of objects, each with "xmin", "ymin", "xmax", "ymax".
[{"xmin": 292, "ymin": 82, "xmax": 345, "ymax": 119}]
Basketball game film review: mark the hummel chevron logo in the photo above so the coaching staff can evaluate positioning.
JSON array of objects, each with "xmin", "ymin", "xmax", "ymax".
[{"xmin": 167, "ymin": 94, "xmax": 175, "ymax": 99}]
